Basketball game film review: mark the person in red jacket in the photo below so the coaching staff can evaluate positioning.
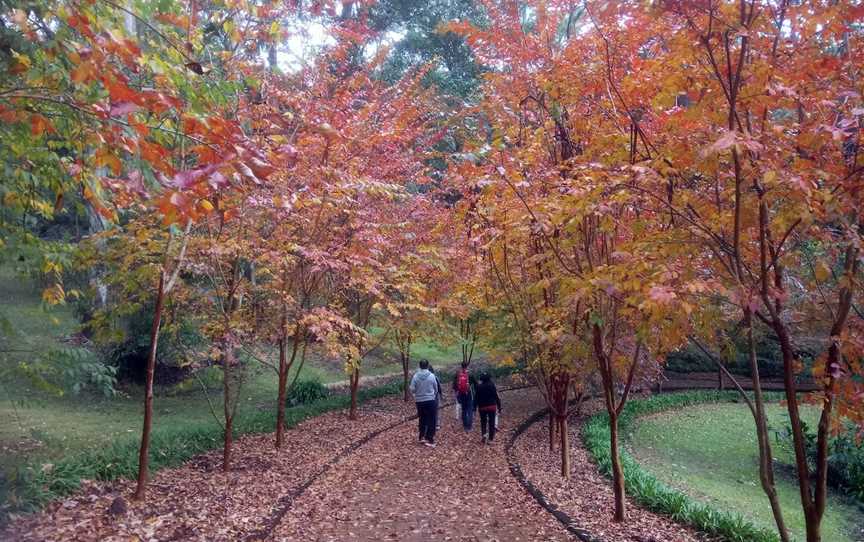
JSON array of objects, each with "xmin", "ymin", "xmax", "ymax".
[
  {"xmin": 473, "ymin": 372, "xmax": 501, "ymax": 443},
  {"xmin": 452, "ymin": 361, "xmax": 476, "ymax": 431}
]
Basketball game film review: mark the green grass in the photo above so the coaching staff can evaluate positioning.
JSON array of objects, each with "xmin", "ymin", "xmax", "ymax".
[
  {"xmin": 582, "ymin": 391, "xmax": 864, "ymax": 542},
  {"xmin": 0, "ymin": 265, "xmax": 79, "ymax": 355},
  {"xmin": 628, "ymin": 402, "xmax": 864, "ymax": 542}
]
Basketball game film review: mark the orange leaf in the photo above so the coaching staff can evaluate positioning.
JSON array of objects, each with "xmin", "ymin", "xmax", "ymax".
[{"xmin": 30, "ymin": 114, "xmax": 54, "ymax": 136}]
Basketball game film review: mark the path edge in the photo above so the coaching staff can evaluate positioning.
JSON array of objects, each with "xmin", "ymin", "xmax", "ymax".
[{"xmin": 505, "ymin": 407, "xmax": 603, "ymax": 542}]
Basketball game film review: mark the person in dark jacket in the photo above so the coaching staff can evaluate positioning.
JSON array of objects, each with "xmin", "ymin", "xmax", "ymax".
[
  {"xmin": 409, "ymin": 359, "xmax": 439, "ymax": 447},
  {"xmin": 429, "ymin": 364, "xmax": 443, "ymax": 430},
  {"xmin": 474, "ymin": 372, "xmax": 501, "ymax": 443}
]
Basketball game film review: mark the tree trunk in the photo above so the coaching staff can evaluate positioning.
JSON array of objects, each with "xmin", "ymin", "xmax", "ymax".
[
  {"xmin": 609, "ymin": 411, "xmax": 625, "ymax": 522},
  {"xmin": 559, "ymin": 416, "xmax": 570, "ymax": 479},
  {"xmin": 402, "ymin": 353, "xmax": 410, "ymax": 402},
  {"xmin": 222, "ymin": 345, "xmax": 234, "ymax": 472},
  {"xmin": 275, "ymin": 335, "xmax": 288, "ymax": 449},
  {"xmin": 746, "ymin": 315, "xmax": 790, "ymax": 542},
  {"xmin": 774, "ymin": 322, "xmax": 820, "ymax": 542},
  {"xmin": 548, "ymin": 413, "xmax": 557, "ymax": 452},
  {"xmin": 134, "ymin": 273, "xmax": 166, "ymax": 501},
  {"xmin": 349, "ymin": 367, "xmax": 359, "ymax": 420}
]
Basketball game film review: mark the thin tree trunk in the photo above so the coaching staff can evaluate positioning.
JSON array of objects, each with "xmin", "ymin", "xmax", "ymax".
[
  {"xmin": 559, "ymin": 415, "xmax": 570, "ymax": 479},
  {"xmin": 549, "ymin": 413, "xmax": 557, "ymax": 452},
  {"xmin": 813, "ymin": 244, "xmax": 857, "ymax": 538},
  {"xmin": 745, "ymin": 314, "xmax": 790, "ymax": 542},
  {"xmin": 275, "ymin": 334, "xmax": 288, "ymax": 449},
  {"xmin": 134, "ymin": 273, "xmax": 165, "ymax": 501},
  {"xmin": 402, "ymin": 353, "xmax": 410, "ymax": 402},
  {"xmin": 775, "ymin": 322, "xmax": 820, "ymax": 542},
  {"xmin": 349, "ymin": 366, "xmax": 359, "ymax": 420},
  {"xmin": 222, "ymin": 345, "xmax": 234, "ymax": 472},
  {"xmin": 275, "ymin": 322, "xmax": 301, "ymax": 448},
  {"xmin": 609, "ymin": 411, "xmax": 625, "ymax": 522}
]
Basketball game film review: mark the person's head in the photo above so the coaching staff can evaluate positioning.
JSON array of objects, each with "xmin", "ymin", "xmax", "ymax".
[
  {"xmin": 461, "ymin": 361, "xmax": 469, "ymax": 370},
  {"xmin": 419, "ymin": 359, "xmax": 429, "ymax": 370},
  {"xmin": 479, "ymin": 371, "xmax": 491, "ymax": 383}
]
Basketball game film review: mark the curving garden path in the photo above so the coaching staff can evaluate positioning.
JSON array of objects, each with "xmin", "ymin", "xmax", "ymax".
[
  {"xmin": 267, "ymin": 387, "xmax": 568, "ymax": 542},
  {"xmin": 3, "ymin": 385, "xmax": 698, "ymax": 542}
]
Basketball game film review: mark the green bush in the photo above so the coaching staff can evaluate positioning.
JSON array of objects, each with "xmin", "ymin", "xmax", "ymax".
[
  {"xmin": 286, "ymin": 380, "xmax": 329, "ymax": 406},
  {"xmin": 11, "ymin": 347, "xmax": 117, "ymax": 398},
  {"xmin": 99, "ymin": 302, "xmax": 204, "ymax": 385},
  {"xmin": 776, "ymin": 421, "xmax": 864, "ymax": 504},
  {"xmin": 666, "ymin": 341, "xmax": 788, "ymax": 378},
  {"xmin": 582, "ymin": 391, "xmax": 780, "ymax": 542}
]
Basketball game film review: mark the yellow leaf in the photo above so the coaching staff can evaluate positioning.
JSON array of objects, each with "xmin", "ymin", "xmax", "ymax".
[
  {"xmin": 814, "ymin": 261, "xmax": 831, "ymax": 282},
  {"xmin": 11, "ymin": 49, "xmax": 31, "ymax": 69}
]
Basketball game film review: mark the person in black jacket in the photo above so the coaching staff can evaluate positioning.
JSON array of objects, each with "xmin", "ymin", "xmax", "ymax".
[{"xmin": 474, "ymin": 372, "xmax": 501, "ymax": 443}]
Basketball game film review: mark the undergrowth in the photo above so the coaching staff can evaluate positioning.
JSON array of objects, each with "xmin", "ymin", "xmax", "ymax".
[{"xmin": 582, "ymin": 390, "xmax": 781, "ymax": 542}]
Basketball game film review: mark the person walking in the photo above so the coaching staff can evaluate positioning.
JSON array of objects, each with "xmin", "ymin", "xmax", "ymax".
[
  {"xmin": 429, "ymin": 364, "xmax": 443, "ymax": 430},
  {"xmin": 452, "ymin": 361, "xmax": 475, "ymax": 431},
  {"xmin": 474, "ymin": 372, "xmax": 501, "ymax": 444},
  {"xmin": 410, "ymin": 359, "xmax": 439, "ymax": 447}
]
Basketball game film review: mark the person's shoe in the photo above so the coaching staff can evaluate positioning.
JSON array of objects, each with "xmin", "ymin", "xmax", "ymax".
[
  {"xmin": 418, "ymin": 437, "xmax": 426, "ymax": 445},
  {"xmin": 481, "ymin": 434, "xmax": 487, "ymax": 444},
  {"xmin": 424, "ymin": 441, "xmax": 436, "ymax": 448}
]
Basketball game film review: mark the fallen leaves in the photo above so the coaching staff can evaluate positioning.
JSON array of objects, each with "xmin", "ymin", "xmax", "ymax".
[{"xmin": 511, "ymin": 398, "xmax": 708, "ymax": 542}]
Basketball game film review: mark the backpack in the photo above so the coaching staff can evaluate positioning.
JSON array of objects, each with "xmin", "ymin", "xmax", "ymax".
[{"xmin": 456, "ymin": 370, "xmax": 470, "ymax": 395}]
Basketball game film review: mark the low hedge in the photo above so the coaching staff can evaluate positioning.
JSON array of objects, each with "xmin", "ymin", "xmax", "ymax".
[
  {"xmin": 582, "ymin": 390, "xmax": 781, "ymax": 542},
  {"xmin": 3, "ymin": 380, "xmax": 403, "ymax": 519}
]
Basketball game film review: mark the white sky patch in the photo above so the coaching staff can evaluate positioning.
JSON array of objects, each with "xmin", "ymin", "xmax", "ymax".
[
  {"xmin": 278, "ymin": 19, "xmax": 336, "ymax": 71},
  {"xmin": 269, "ymin": 18, "xmax": 406, "ymax": 73}
]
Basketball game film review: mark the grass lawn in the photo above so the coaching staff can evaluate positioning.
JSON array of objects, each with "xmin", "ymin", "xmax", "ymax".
[{"xmin": 627, "ymin": 402, "xmax": 864, "ymax": 542}]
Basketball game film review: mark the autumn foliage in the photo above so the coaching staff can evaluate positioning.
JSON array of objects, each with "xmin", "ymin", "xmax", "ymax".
[{"xmin": 2, "ymin": 1, "xmax": 862, "ymax": 541}]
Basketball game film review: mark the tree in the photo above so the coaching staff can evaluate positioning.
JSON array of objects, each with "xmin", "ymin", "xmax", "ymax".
[
  {"xmin": 1, "ymin": 0, "xmax": 289, "ymax": 497},
  {"xmin": 450, "ymin": 0, "xmax": 693, "ymax": 520},
  {"xmin": 592, "ymin": 2, "xmax": 864, "ymax": 539}
]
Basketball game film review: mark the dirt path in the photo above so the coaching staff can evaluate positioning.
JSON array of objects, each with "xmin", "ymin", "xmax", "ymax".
[{"xmin": 271, "ymin": 387, "xmax": 570, "ymax": 541}]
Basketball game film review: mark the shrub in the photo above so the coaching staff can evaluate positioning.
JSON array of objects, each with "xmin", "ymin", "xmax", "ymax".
[
  {"xmin": 286, "ymin": 380, "xmax": 329, "ymax": 406},
  {"xmin": 582, "ymin": 390, "xmax": 780, "ymax": 542},
  {"xmin": 665, "ymin": 341, "xmax": 788, "ymax": 378},
  {"xmin": 12, "ymin": 347, "xmax": 117, "ymax": 398},
  {"xmin": 101, "ymin": 303, "xmax": 204, "ymax": 385},
  {"xmin": 776, "ymin": 421, "xmax": 864, "ymax": 504}
]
